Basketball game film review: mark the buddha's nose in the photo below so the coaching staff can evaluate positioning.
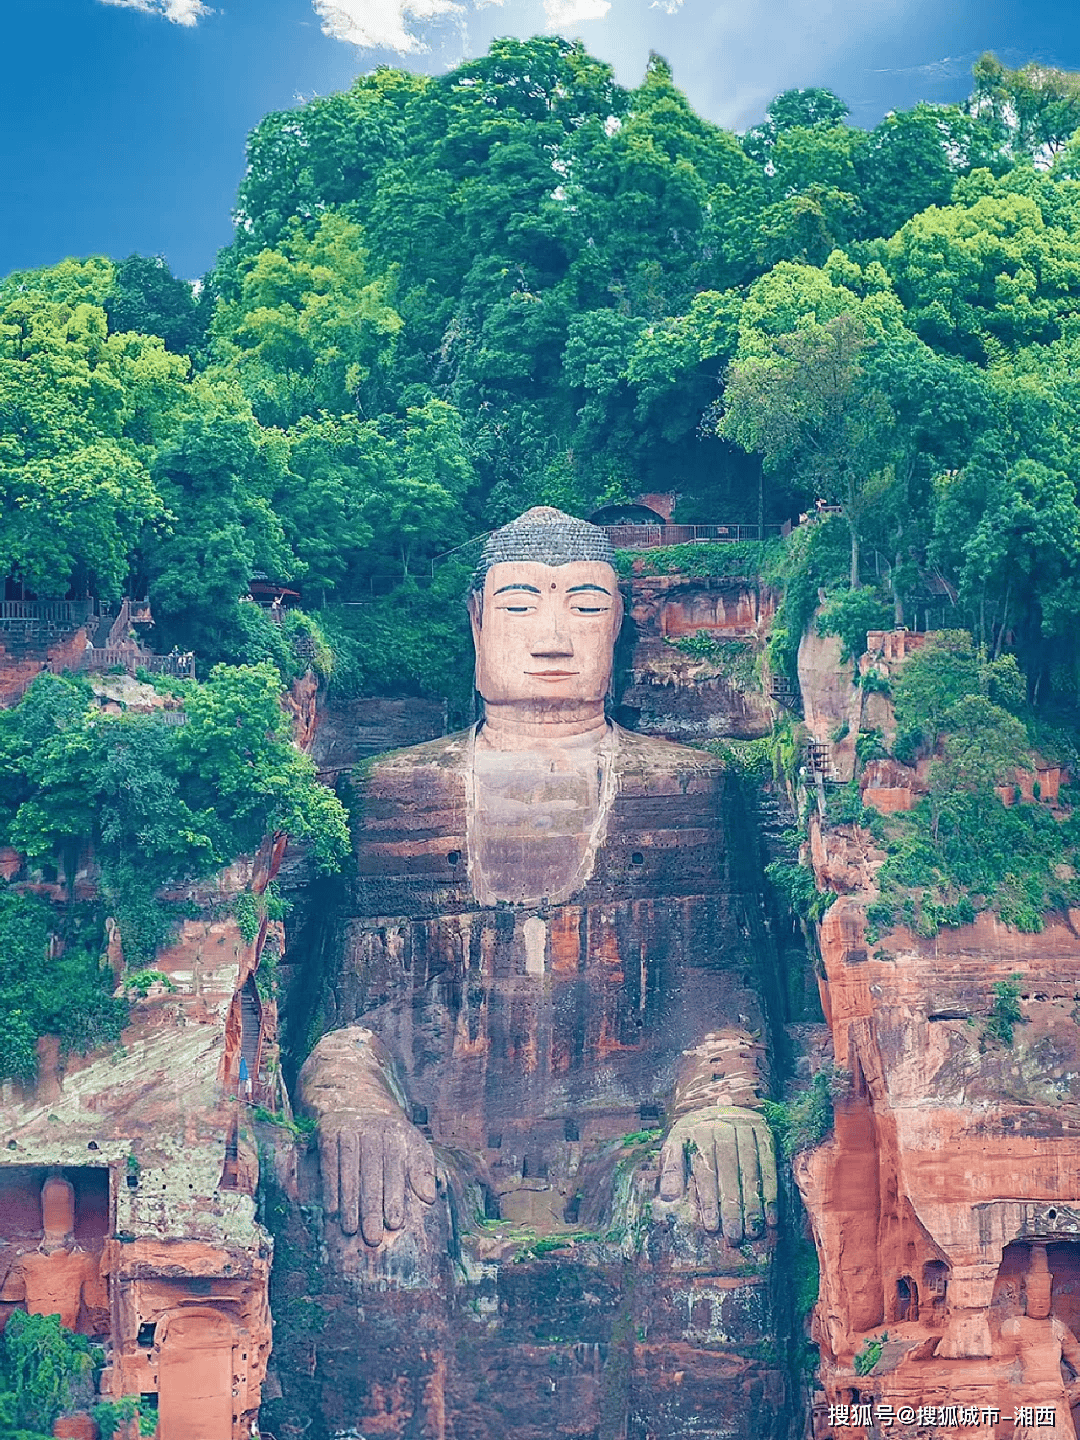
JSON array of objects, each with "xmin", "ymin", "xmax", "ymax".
[{"xmin": 531, "ymin": 609, "xmax": 574, "ymax": 657}]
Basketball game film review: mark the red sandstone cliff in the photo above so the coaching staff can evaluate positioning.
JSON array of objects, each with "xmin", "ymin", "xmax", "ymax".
[
  {"xmin": 796, "ymin": 626, "xmax": 1080, "ymax": 1439},
  {"xmin": 0, "ymin": 670, "xmax": 322, "ymax": 1439}
]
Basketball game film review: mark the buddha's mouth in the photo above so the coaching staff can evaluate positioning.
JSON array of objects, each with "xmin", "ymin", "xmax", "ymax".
[{"xmin": 527, "ymin": 670, "xmax": 579, "ymax": 680}]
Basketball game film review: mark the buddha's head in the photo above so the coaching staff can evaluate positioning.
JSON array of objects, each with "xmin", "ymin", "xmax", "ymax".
[
  {"xmin": 1024, "ymin": 1243, "xmax": 1053, "ymax": 1320},
  {"xmin": 468, "ymin": 507, "xmax": 622, "ymax": 710},
  {"xmin": 40, "ymin": 1173, "xmax": 75, "ymax": 1254}
]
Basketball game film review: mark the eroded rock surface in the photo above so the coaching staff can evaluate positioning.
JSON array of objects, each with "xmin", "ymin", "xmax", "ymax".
[
  {"xmin": 618, "ymin": 576, "xmax": 777, "ymax": 741},
  {"xmin": 0, "ymin": 846, "xmax": 281, "ymax": 1439},
  {"xmin": 797, "ymin": 629, "xmax": 1080, "ymax": 1438}
]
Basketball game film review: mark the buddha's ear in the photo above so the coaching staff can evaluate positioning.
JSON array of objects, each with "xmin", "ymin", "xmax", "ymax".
[
  {"xmin": 467, "ymin": 589, "xmax": 483, "ymax": 649},
  {"xmin": 611, "ymin": 585, "xmax": 624, "ymax": 641}
]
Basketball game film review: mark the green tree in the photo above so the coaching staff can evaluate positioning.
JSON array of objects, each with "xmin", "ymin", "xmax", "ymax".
[
  {"xmin": 104, "ymin": 254, "xmax": 205, "ymax": 357},
  {"xmin": 0, "ymin": 296, "xmax": 171, "ymax": 600},
  {"xmin": 742, "ymin": 88, "xmax": 851, "ymax": 167},
  {"xmin": 143, "ymin": 396, "xmax": 294, "ymax": 657},
  {"xmin": 174, "ymin": 662, "xmax": 349, "ymax": 872},
  {"xmin": 885, "ymin": 182, "xmax": 1080, "ymax": 359},
  {"xmin": 721, "ymin": 309, "xmax": 886, "ymax": 585},
  {"xmin": 2, "ymin": 1313, "xmax": 98, "ymax": 1431},
  {"xmin": 212, "ymin": 213, "xmax": 402, "ymax": 427},
  {"xmin": 969, "ymin": 53, "xmax": 1080, "ymax": 166}
]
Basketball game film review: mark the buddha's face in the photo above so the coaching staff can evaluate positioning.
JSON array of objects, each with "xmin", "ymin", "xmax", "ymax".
[
  {"xmin": 471, "ymin": 560, "xmax": 622, "ymax": 706},
  {"xmin": 40, "ymin": 1176, "xmax": 75, "ymax": 1253},
  {"xmin": 1025, "ymin": 1275, "xmax": 1053, "ymax": 1320}
]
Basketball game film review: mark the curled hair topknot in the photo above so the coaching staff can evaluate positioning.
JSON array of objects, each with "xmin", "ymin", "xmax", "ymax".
[{"xmin": 470, "ymin": 507, "xmax": 616, "ymax": 592}]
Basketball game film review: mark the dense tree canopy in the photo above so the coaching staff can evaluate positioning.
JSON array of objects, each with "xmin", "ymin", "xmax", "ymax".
[{"xmin": 3, "ymin": 39, "xmax": 1080, "ymax": 717}]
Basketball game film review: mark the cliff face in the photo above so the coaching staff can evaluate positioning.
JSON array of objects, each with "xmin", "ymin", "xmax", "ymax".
[
  {"xmin": 0, "ymin": 671, "xmax": 314, "ymax": 1438},
  {"xmin": 0, "ymin": 846, "xmax": 279, "ymax": 1438},
  {"xmin": 617, "ymin": 575, "xmax": 776, "ymax": 742},
  {"xmin": 796, "ymin": 630, "xmax": 1080, "ymax": 1438}
]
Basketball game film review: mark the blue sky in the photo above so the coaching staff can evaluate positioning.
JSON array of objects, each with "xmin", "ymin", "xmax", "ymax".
[{"xmin": 4, "ymin": 0, "xmax": 1079, "ymax": 281}]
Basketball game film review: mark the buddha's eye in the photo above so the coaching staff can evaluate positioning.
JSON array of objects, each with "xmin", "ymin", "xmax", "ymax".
[
  {"xmin": 503, "ymin": 605, "xmax": 534, "ymax": 614},
  {"xmin": 572, "ymin": 605, "xmax": 607, "ymax": 615}
]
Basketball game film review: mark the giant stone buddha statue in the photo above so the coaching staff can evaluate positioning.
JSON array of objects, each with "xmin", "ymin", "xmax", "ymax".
[{"xmin": 293, "ymin": 507, "xmax": 786, "ymax": 1436}]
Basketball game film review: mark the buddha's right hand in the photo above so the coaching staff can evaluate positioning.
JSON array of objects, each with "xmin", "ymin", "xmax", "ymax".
[
  {"xmin": 298, "ymin": 1026, "xmax": 438, "ymax": 1247},
  {"xmin": 318, "ymin": 1113, "xmax": 437, "ymax": 1247}
]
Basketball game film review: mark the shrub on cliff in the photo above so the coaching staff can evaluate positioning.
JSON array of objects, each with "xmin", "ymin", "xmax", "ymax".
[
  {"xmin": 0, "ymin": 664, "xmax": 349, "ymax": 983},
  {"xmin": 865, "ymin": 630, "xmax": 1072, "ymax": 935},
  {"xmin": 891, "ymin": 631, "xmax": 1026, "ymax": 764},
  {"xmin": 816, "ymin": 586, "xmax": 893, "ymax": 663},
  {"xmin": 0, "ymin": 1312, "xmax": 98, "ymax": 1433},
  {"xmin": 0, "ymin": 888, "xmax": 127, "ymax": 1083},
  {"xmin": 767, "ymin": 516, "xmax": 850, "ymax": 681},
  {"xmin": 763, "ymin": 1068, "xmax": 849, "ymax": 1158}
]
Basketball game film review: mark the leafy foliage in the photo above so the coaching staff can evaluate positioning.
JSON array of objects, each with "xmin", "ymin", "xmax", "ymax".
[
  {"xmin": 0, "ymin": 664, "xmax": 348, "ymax": 1053},
  {"xmin": 0, "ymin": 888, "xmax": 126, "ymax": 1082},
  {"xmin": 816, "ymin": 587, "xmax": 894, "ymax": 663},
  {"xmin": 0, "ymin": 1312, "xmax": 99, "ymax": 1431},
  {"xmin": 762, "ymin": 1068, "xmax": 848, "ymax": 1158},
  {"xmin": 859, "ymin": 630, "xmax": 1078, "ymax": 935},
  {"xmin": 765, "ymin": 860, "xmax": 837, "ymax": 924},
  {"xmin": 985, "ymin": 975, "xmax": 1026, "ymax": 1047},
  {"xmin": 854, "ymin": 1332, "xmax": 889, "ymax": 1376}
]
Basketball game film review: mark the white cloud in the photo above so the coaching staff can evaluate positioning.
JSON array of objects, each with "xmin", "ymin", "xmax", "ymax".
[
  {"xmin": 312, "ymin": 0, "xmax": 465, "ymax": 53},
  {"xmin": 543, "ymin": 0, "xmax": 611, "ymax": 27},
  {"xmin": 97, "ymin": 0, "xmax": 213, "ymax": 25}
]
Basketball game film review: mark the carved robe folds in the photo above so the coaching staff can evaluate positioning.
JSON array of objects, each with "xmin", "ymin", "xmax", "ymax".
[{"xmin": 290, "ymin": 726, "xmax": 792, "ymax": 1440}]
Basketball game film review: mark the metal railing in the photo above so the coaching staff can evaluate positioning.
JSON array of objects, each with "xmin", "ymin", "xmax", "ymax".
[
  {"xmin": 57, "ymin": 648, "xmax": 195, "ymax": 680},
  {"xmin": 69, "ymin": 646, "xmax": 136, "ymax": 672},
  {"xmin": 141, "ymin": 653, "xmax": 196, "ymax": 678},
  {"xmin": 0, "ymin": 599, "xmax": 95, "ymax": 624},
  {"xmin": 602, "ymin": 523, "xmax": 783, "ymax": 550}
]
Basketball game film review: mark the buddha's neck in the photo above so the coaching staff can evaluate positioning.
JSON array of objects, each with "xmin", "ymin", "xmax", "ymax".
[{"xmin": 478, "ymin": 701, "xmax": 609, "ymax": 753}]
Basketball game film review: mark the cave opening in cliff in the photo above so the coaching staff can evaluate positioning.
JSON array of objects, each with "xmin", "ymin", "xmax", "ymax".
[
  {"xmin": 896, "ymin": 1276, "xmax": 919, "ymax": 1322},
  {"xmin": 0, "ymin": 1165, "xmax": 109, "ymax": 1248},
  {"xmin": 994, "ymin": 1239, "xmax": 1080, "ymax": 1337}
]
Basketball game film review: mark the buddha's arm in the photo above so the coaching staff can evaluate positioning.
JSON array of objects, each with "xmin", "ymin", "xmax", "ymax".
[
  {"xmin": 0, "ymin": 1263, "xmax": 25, "ymax": 1305},
  {"xmin": 299, "ymin": 1026, "xmax": 438, "ymax": 1247},
  {"xmin": 656, "ymin": 1030, "xmax": 778, "ymax": 1242},
  {"xmin": 80, "ymin": 1253, "xmax": 108, "ymax": 1316},
  {"xmin": 1057, "ymin": 1317, "xmax": 1080, "ymax": 1378}
]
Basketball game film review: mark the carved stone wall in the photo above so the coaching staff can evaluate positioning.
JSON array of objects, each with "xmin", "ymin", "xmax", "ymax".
[{"xmin": 796, "ymin": 625, "xmax": 1080, "ymax": 1437}]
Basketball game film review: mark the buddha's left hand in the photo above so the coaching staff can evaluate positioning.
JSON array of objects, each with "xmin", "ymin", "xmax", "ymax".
[{"xmin": 658, "ymin": 1106, "xmax": 778, "ymax": 1242}]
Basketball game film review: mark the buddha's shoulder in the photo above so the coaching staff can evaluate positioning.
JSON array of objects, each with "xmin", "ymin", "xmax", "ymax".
[
  {"xmin": 613, "ymin": 725, "xmax": 724, "ymax": 786},
  {"xmin": 358, "ymin": 724, "xmax": 723, "ymax": 786},
  {"xmin": 361, "ymin": 730, "xmax": 471, "ymax": 790}
]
